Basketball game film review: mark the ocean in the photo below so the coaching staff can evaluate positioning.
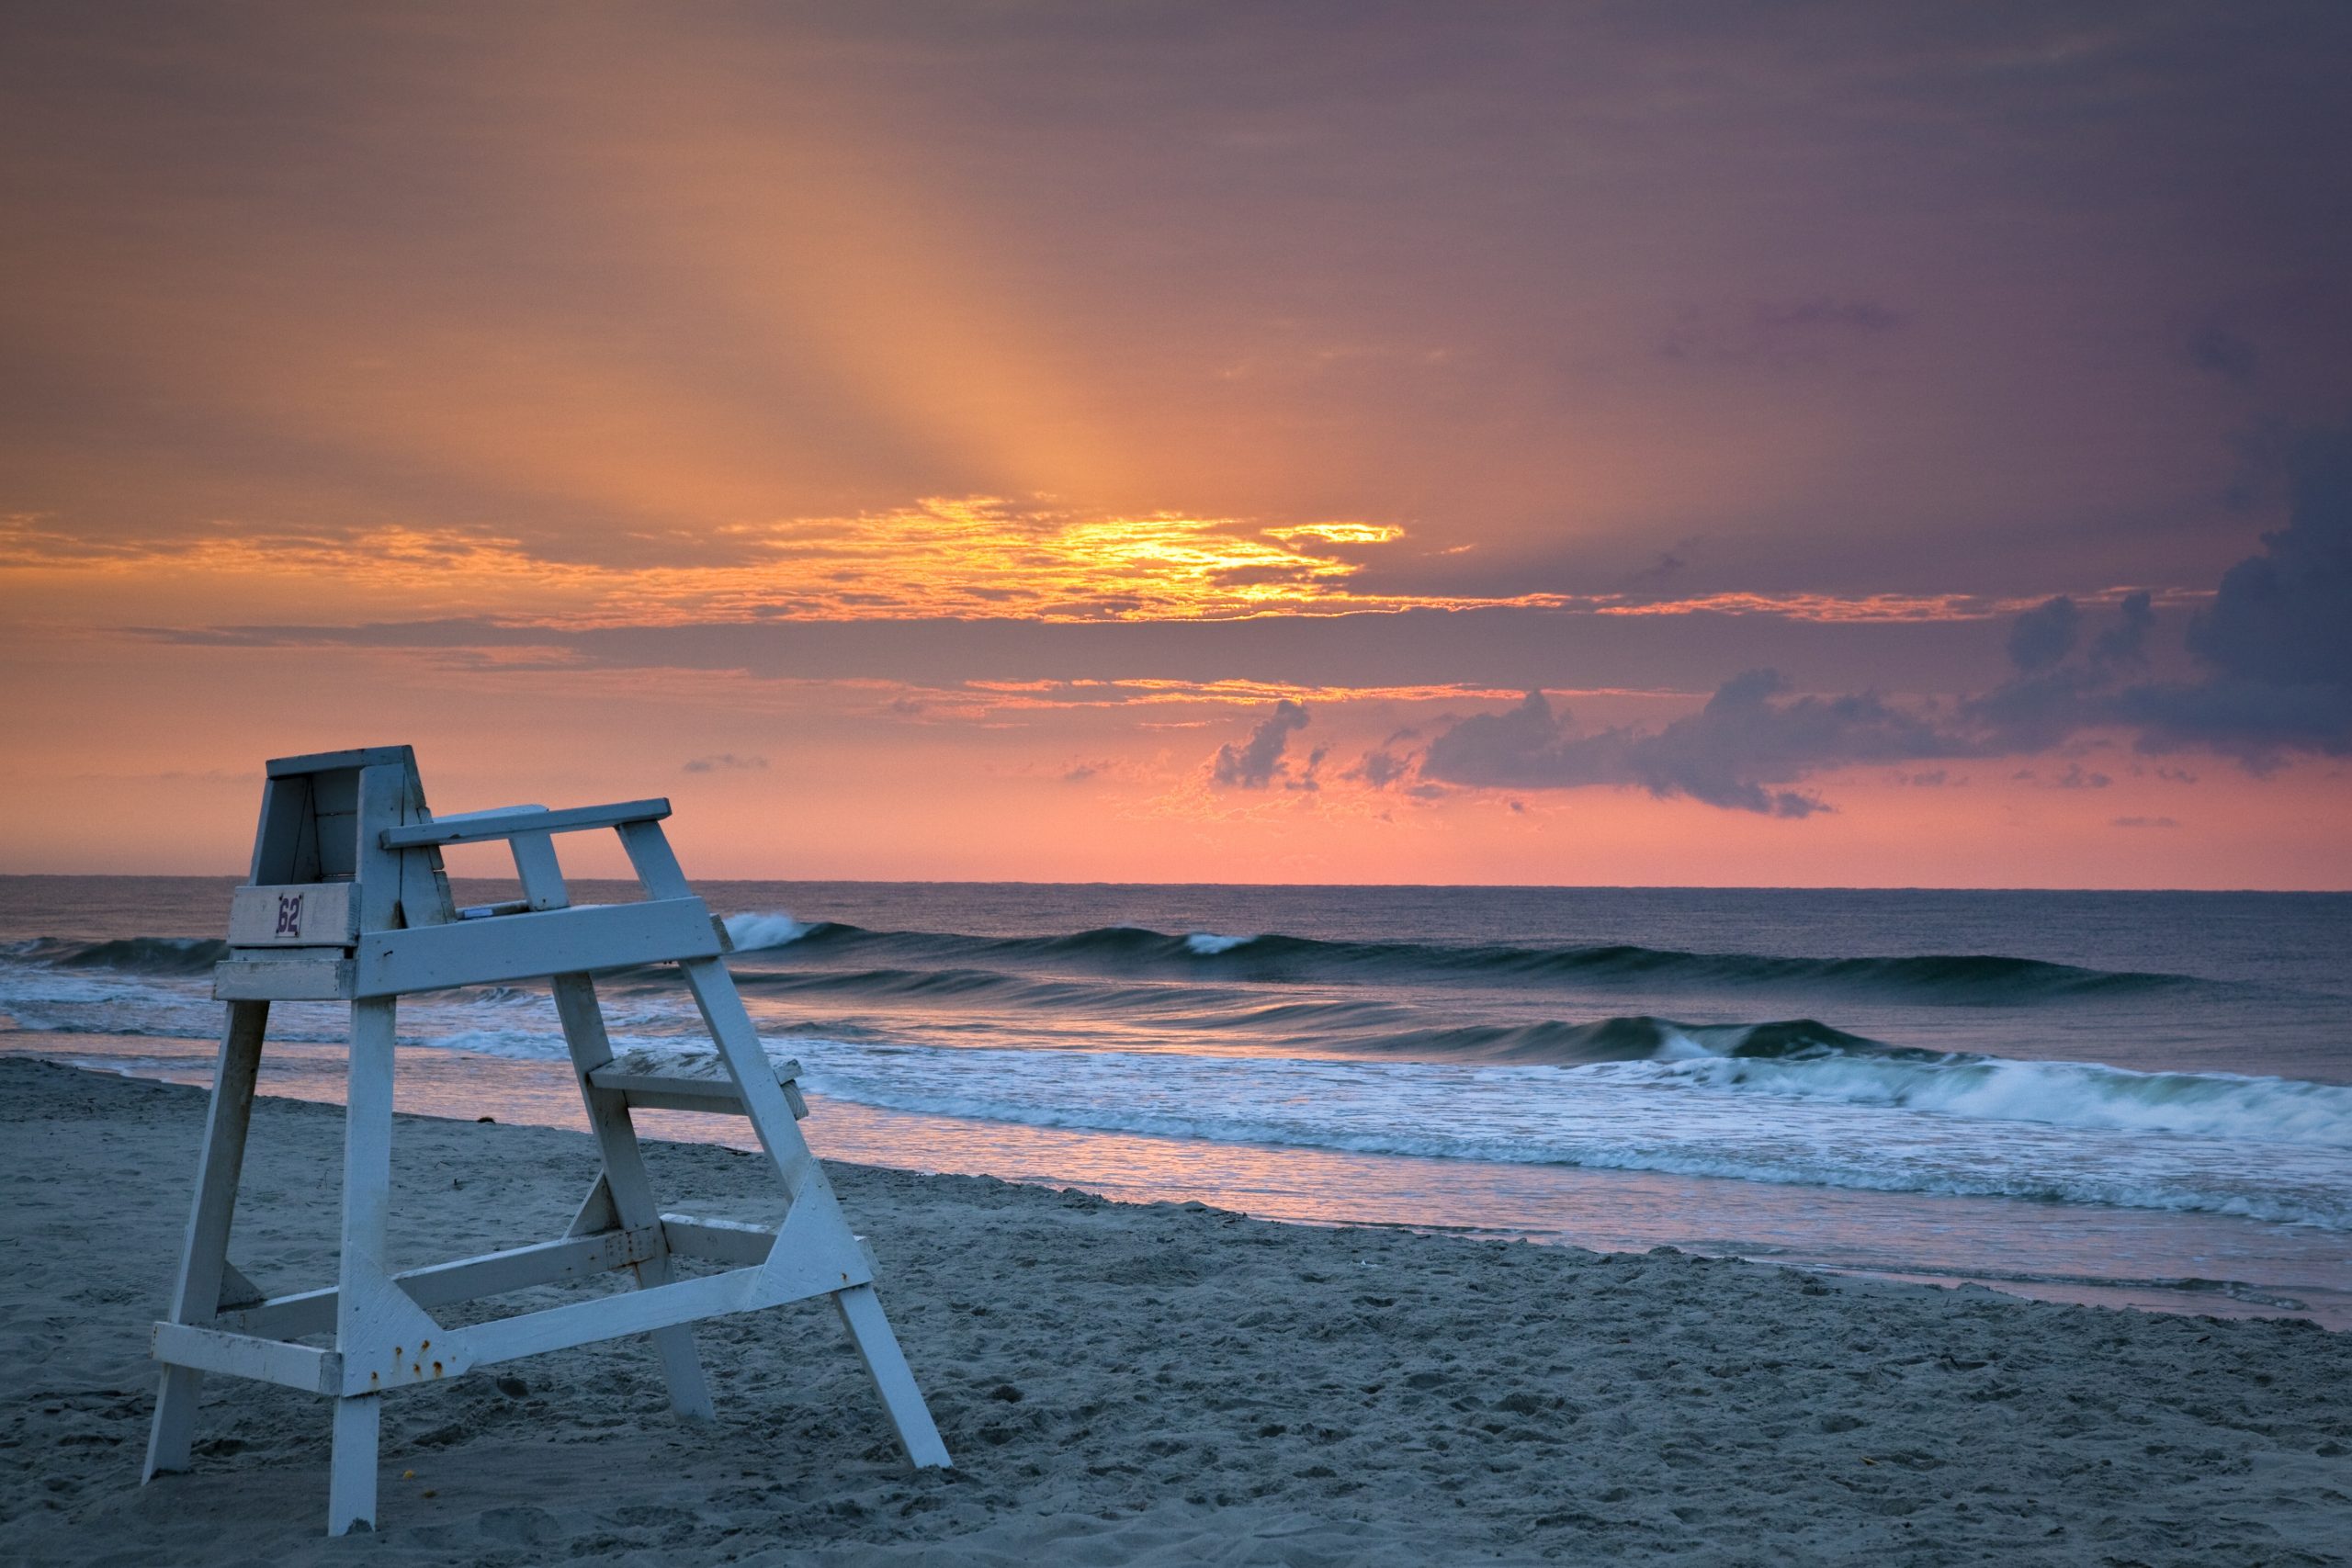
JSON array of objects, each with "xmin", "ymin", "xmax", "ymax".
[{"xmin": 4, "ymin": 876, "xmax": 2346, "ymax": 1325}]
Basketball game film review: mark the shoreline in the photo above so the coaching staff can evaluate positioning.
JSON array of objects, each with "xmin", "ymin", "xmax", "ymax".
[
  {"xmin": 4, "ymin": 1056, "xmax": 2348, "ymax": 1565},
  {"xmin": 9, "ymin": 1029, "xmax": 2348, "ymax": 1330}
]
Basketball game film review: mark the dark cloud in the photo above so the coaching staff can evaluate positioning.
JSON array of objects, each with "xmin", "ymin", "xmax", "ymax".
[
  {"xmin": 2005, "ymin": 595, "xmax": 2080, "ymax": 673},
  {"xmin": 1349, "ymin": 747, "xmax": 1412, "ymax": 789},
  {"xmin": 1288, "ymin": 743, "xmax": 1329, "ymax": 794},
  {"xmin": 1419, "ymin": 674, "xmax": 1968, "ymax": 817},
  {"xmin": 682, "ymin": 753, "xmax": 767, "ymax": 773},
  {"xmin": 1412, "ymin": 434, "xmax": 2352, "ymax": 817},
  {"xmin": 2091, "ymin": 591, "xmax": 2154, "ymax": 669},
  {"xmin": 2188, "ymin": 434, "xmax": 2352, "ymax": 687},
  {"xmin": 2112, "ymin": 816, "xmax": 2180, "ymax": 829},
  {"xmin": 1620, "ymin": 548, "xmax": 1690, "ymax": 590},
  {"xmin": 2118, "ymin": 427, "xmax": 2352, "ymax": 762},
  {"xmin": 1211, "ymin": 699, "xmax": 1311, "ymax": 790}
]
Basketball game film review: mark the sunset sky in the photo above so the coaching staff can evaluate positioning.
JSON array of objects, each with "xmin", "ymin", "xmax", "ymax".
[{"xmin": 3, "ymin": 4, "xmax": 2348, "ymax": 886}]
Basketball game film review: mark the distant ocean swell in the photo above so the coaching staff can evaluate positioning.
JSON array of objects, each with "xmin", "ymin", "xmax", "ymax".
[
  {"xmin": 6, "ymin": 919, "xmax": 2211, "ymax": 1005},
  {"xmin": 6, "ymin": 917, "xmax": 2350, "ymax": 1230},
  {"xmin": 710, "ymin": 915, "xmax": 2207, "ymax": 1003},
  {"xmin": 6, "ymin": 935, "xmax": 231, "ymax": 976}
]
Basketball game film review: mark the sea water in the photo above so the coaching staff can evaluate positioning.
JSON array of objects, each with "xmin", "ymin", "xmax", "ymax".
[{"xmin": 4, "ymin": 877, "xmax": 2346, "ymax": 1325}]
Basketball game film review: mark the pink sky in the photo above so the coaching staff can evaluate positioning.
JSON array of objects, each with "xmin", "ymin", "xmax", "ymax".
[{"xmin": 2, "ymin": 5, "xmax": 2347, "ymax": 886}]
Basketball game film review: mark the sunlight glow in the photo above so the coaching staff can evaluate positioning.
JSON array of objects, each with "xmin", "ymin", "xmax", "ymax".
[{"xmin": 3, "ymin": 506, "xmax": 2180, "ymax": 631}]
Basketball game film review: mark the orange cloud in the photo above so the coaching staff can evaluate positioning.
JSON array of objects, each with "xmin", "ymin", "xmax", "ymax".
[{"xmin": 5, "ymin": 502, "xmax": 2193, "ymax": 633}]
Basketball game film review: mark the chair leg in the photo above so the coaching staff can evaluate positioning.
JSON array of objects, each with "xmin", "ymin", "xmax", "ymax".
[
  {"xmin": 833, "ymin": 1284, "xmax": 951, "ymax": 1468},
  {"xmin": 675, "ymin": 956, "xmax": 950, "ymax": 1468},
  {"xmin": 327, "ymin": 996, "xmax": 398, "ymax": 1535},
  {"xmin": 326, "ymin": 1394, "xmax": 382, "ymax": 1535},
  {"xmin": 550, "ymin": 973, "xmax": 717, "ymax": 1421},
  {"xmin": 145, "ymin": 999, "xmax": 269, "ymax": 1481}
]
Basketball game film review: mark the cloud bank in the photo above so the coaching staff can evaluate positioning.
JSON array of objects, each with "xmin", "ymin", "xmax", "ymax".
[{"xmin": 1407, "ymin": 429, "xmax": 2352, "ymax": 813}]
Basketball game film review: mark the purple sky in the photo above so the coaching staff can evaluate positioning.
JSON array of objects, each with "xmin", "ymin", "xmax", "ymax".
[{"xmin": 2, "ymin": 4, "xmax": 2347, "ymax": 883}]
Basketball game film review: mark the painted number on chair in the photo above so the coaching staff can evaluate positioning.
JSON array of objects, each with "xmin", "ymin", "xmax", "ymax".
[{"xmin": 275, "ymin": 893, "xmax": 304, "ymax": 939}]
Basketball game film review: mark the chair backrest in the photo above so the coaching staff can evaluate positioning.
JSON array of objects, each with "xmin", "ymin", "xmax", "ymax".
[{"xmin": 236, "ymin": 746, "xmax": 454, "ymax": 941}]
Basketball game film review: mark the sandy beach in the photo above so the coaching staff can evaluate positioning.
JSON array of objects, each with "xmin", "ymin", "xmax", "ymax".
[{"xmin": 3, "ymin": 1055, "xmax": 2346, "ymax": 1566}]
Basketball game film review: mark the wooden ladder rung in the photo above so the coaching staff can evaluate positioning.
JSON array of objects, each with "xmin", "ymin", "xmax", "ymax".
[{"xmin": 588, "ymin": 1049, "xmax": 808, "ymax": 1119}]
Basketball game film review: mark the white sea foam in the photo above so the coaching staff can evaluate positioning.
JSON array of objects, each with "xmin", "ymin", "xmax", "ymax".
[
  {"xmin": 1604, "ymin": 1052, "xmax": 2352, "ymax": 1147},
  {"xmin": 777, "ymin": 1039, "xmax": 2352, "ymax": 1230},
  {"xmin": 724, "ymin": 911, "xmax": 816, "ymax": 950},
  {"xmin": 1184, "ymin": 932, "xmax": 1256, "ymax": 955}
]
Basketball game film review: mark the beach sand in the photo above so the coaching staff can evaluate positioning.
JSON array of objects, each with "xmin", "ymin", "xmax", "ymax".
[{"xmin": 2, "ymin": 1057, "xmax": 2346, "ymax": 1566}]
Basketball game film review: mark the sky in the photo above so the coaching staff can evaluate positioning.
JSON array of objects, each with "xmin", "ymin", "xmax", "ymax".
[{"xmin": 2, "ymin": 2, "xmax": 2348, "ymax": 886}]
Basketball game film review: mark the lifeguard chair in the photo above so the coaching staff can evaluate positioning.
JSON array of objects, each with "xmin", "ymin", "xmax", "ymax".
[{"xmin": 141, "ymin": 746, "xmax": 948, "ymax": 1533}]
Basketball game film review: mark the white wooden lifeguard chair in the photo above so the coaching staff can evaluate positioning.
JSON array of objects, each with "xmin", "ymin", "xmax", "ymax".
[{"xmin": 141, "ymin": 745, "xmax": 949, "ymax": 1534}]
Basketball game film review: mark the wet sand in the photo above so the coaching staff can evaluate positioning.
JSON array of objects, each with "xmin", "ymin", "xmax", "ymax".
[{"xmin": 3, "ymin": 1058, "xmax": 2346, "ymax": 1565}]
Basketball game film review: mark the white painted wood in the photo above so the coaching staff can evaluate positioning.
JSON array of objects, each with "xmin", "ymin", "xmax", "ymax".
[
  {"xmin": 228, "ymin": 883, "xmax": 358, "ymax": 946},
  {"xmin": 218, "ymin": 1260, "xmax": 265, "ymax": 1311},
  {"xmin": 329, "ymin": 996, "xmax": 397, "ymax": 1532},
  {"xmin": 247, "ymin": 776, "xmax": 303, "ymax": 884},
  {"xmin": 678, "ymin": 958, "xmax": 826, "ymax": 1202},
  {"xmin": 159, "ymin": 756, "xmax": 952, "ymax": 1533},
  {"xmin": 152, "ymin": 1322, "xmax": 335, "ymax": 1393},
  {"xmin": 219, "ymin": 1227, "xmax": 662, "ymax": 1339},
  {"xmin": 617, "ymin": 819, "xmax": 694, "ymax": 897},
  {"xmin": 333, "ymin": 1285, "xmax": 470, "ymax": 1395},
  {"xmin": 396, "ymin": 765, "xmax": 456, "ymax": 928},
  {"xmin": 144, "ymin": 998, "xmax": 268, "ymax": 1480},
  {"xmin": 659, "ymin": 1214, "xmax": 778, "ymax": 1268},
  {"xmin": 551, "ymin": 973, "xmax": 716, "ymax": 1421},
  {"xmin": 351, "ymin": 899, "xmax": 720, "ymax": 996},
  {"xmin": 326, "ymin": 1394, "xmax": 380, "ymax": 1537},
  {"xmin": 508, "ymin": 830, "xmax": 568, "ymax": 910},
  {"xmin": 213, "ymin": 954, "xmax": 352, "ymax": 1000},
  {"xmin": 668, "ymin": 937, "xmax": 951, "ymax": 1468},
  {"xmin": 267, "ymin": 744, "xmax": 414, "ymax": 778},
  {"xmin": 460, "ymin": 1266, "xmax": 777, "ymax": 1364},
  {"xmin": 600, "ymin": 1045, "xmax": 802, "ymax": 1086},
  {"xmin": 353, "ymin": 762, "xmax": 410, "ymax": 935},
  {"xmin": 834, "ymin": 1285, "xmax": 952, "ymax": 1469},
  {"xmin": 430, "ymin": 803, "xmax": 546, "ymax": 823},
  {"xmin": 567, "ymin": 1171, "xmax": 620, "ymax": 1238},
  {"xmin": 590, "ymin": 1047, "xmax": 808, "ymax": 1119},
  {"xmin": 756, "ymin": 1185, "xmax": 875, "ymax": 1300},
  {"xmin": 379, "ymin": 797, "xmax": 670, "ymax": 849},
  {"xmin": 601, "ymin": 1080, "xmax": 810, "ymax": 1118}
]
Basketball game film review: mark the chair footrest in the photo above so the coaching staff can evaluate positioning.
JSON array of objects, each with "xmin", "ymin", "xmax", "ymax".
[{"xmin": 589, "ymin": 1047, "xmax": 808, "ymax": 1118}]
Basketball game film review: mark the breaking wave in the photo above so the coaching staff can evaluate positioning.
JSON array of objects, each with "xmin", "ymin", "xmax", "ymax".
[
  {"xmin": 782, "ymin": 1041, "xmax": 2352, "ymax": 1230},
  {"xmin": 708, "ymin": 914, "xmax": 2208, "ymax": 1004},
  {"xmin": 1606, "ymin": 1046, "xmax": 2352, "ymax": 1147}
]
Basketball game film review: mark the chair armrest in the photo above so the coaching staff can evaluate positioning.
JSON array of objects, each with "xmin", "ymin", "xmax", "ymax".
[{"xmin": 379, "ymin": 798, "xmax": 672, "ymax": 849}]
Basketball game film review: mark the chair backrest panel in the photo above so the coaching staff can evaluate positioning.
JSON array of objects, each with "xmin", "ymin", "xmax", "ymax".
[{"xmin": 243, "ymin": 746, "xmax": 455, "ymax": 931}]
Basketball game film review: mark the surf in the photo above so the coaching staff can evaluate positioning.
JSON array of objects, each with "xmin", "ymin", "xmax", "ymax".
[{"xmin": 712, "ymin": 912, "xmax": 2210, "ymax": 1005}]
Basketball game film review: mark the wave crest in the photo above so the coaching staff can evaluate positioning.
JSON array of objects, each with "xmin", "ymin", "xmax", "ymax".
[{"xmin": 719, "ymin": 921, "xmax": 2205, "ymax": 1004}]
